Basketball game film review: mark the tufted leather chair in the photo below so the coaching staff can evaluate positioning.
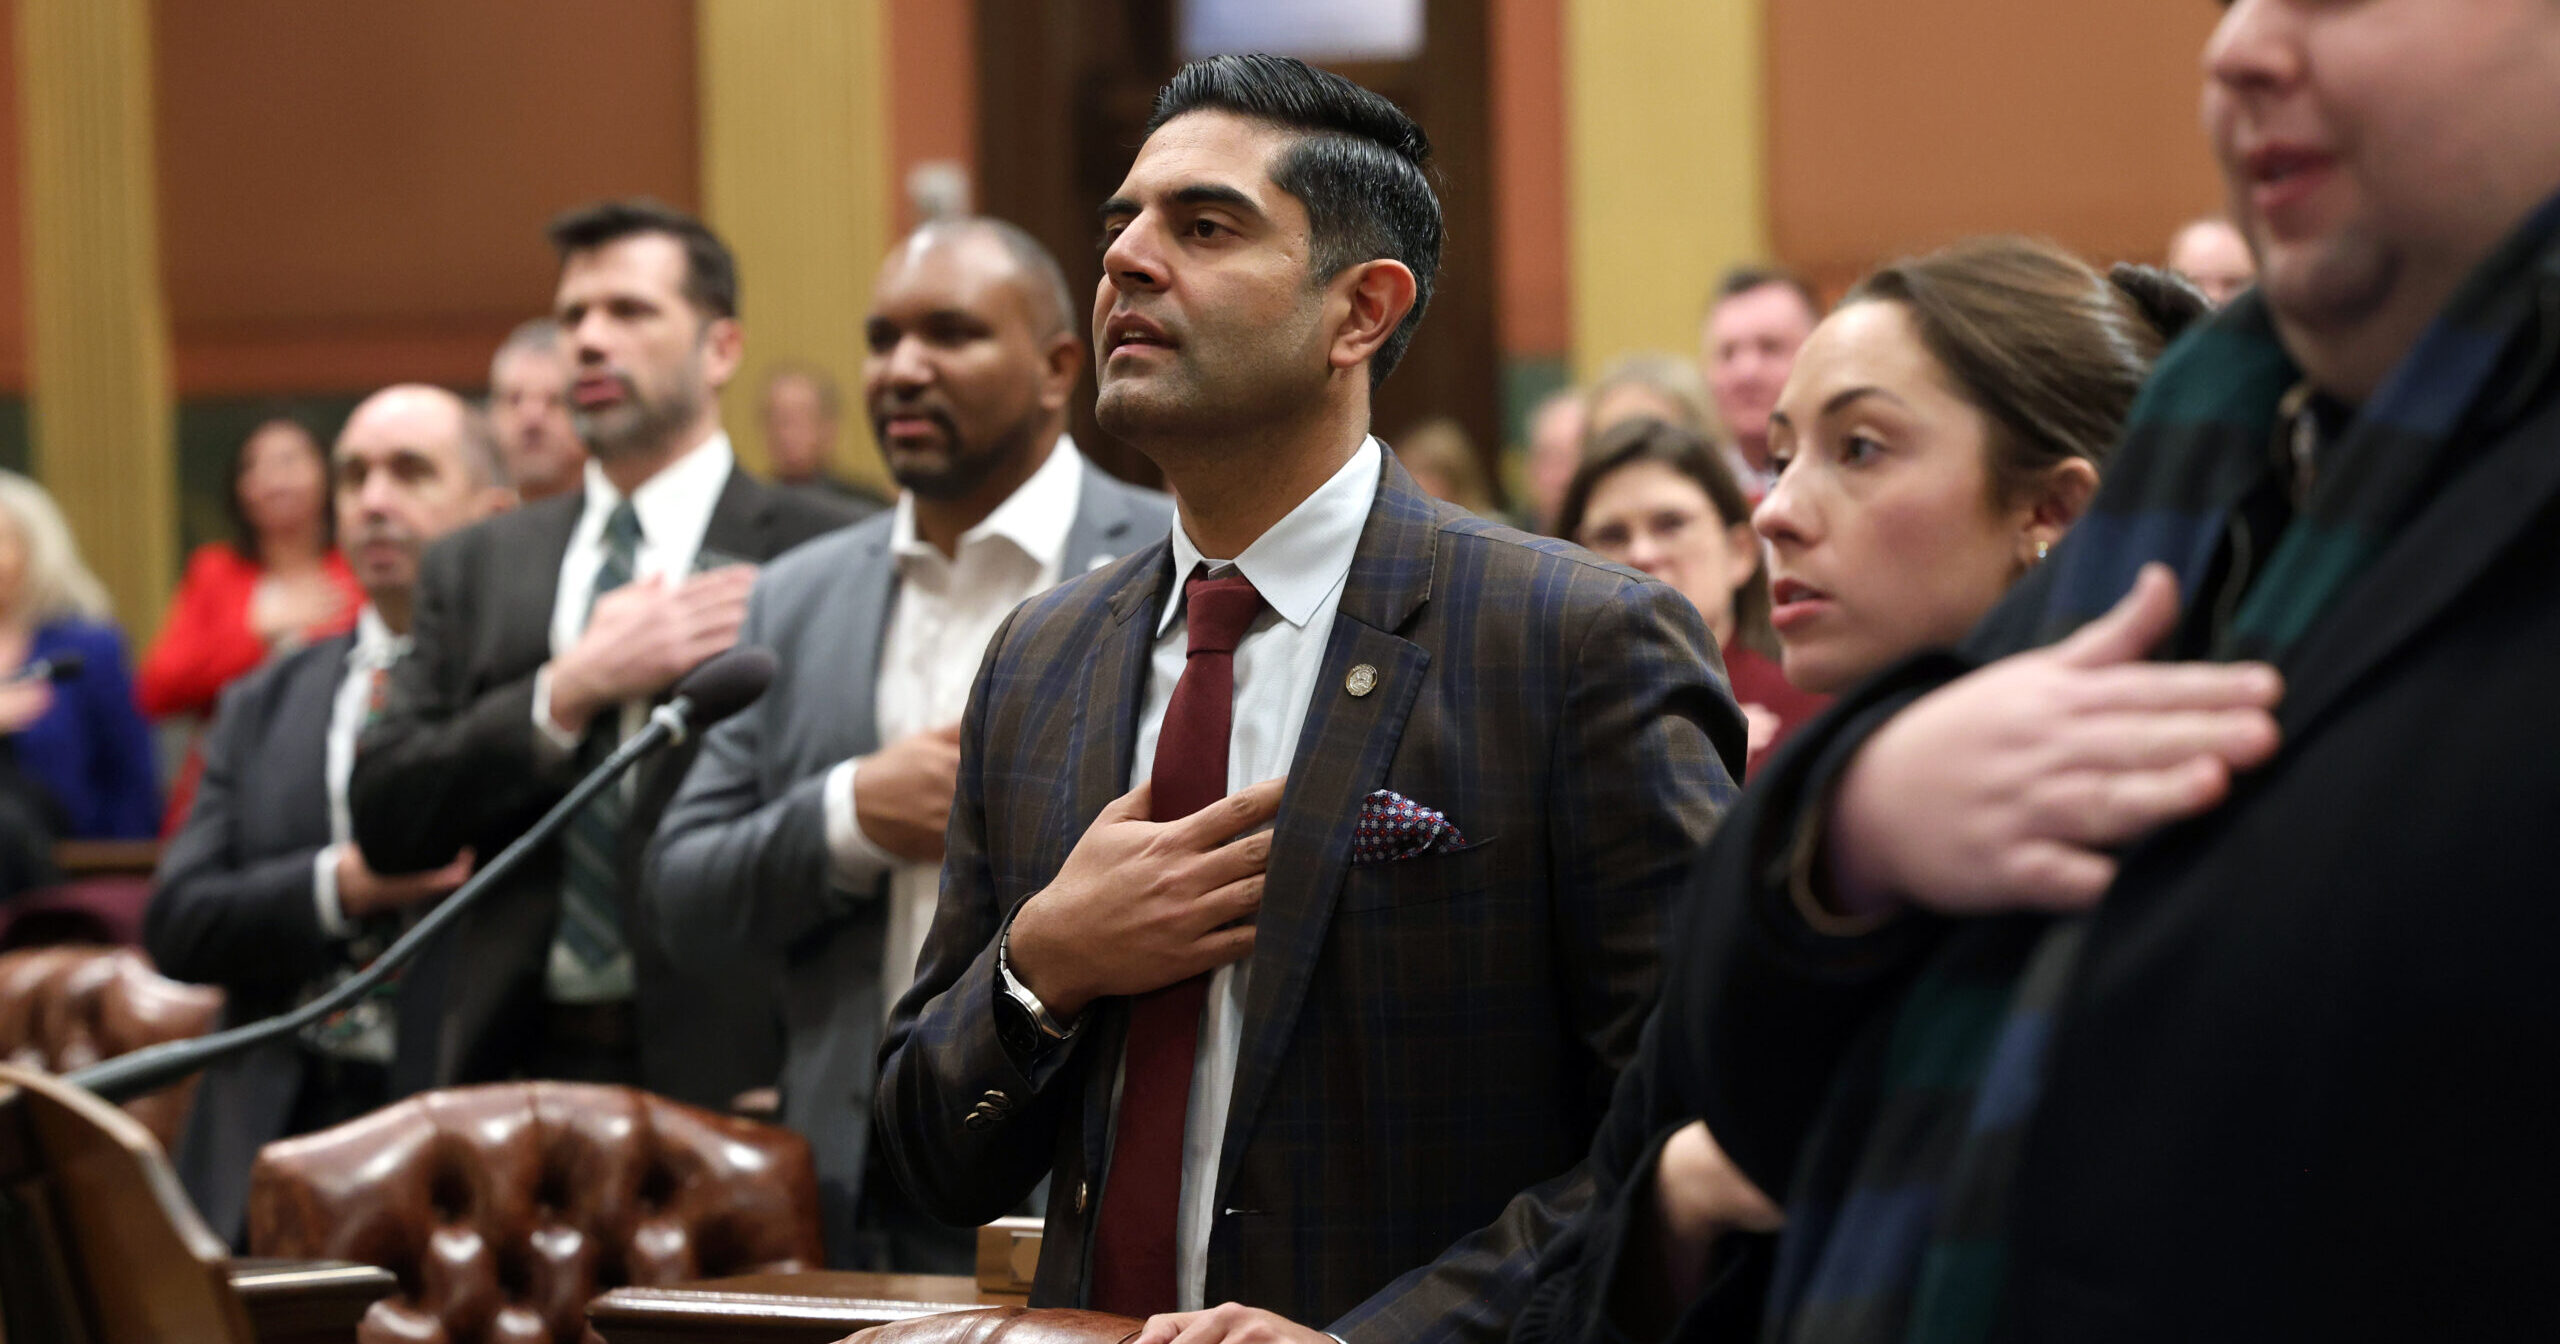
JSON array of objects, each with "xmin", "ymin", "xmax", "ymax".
[
  {"xmin": 0, "ymin": 943, "xmax": 224, "ymax": 1147},
  {"xmin": 844, "ymin": 1307, "xmax": 1143, "ymax": 1344},
  {"xmin": 248, "ymin": 1080, "xmax": 825, "ymax": 1344}
]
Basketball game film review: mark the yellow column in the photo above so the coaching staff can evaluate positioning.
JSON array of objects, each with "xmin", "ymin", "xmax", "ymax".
[
  {"xmin": 18, "ymin": 0, "xmax": 175, "ymax": 635},
  {"xmin": 697, "ymin": 0, "xmax": 895, "ymax": 492},
  {"xmin": 1567, "ymin": 0, "xmax": 1767, "ymax": 381}
]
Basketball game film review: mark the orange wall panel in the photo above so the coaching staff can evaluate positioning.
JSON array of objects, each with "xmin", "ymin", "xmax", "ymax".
[
  {"xmin": 1490, "ymin": 0, "xmax": 1568, "ymax": 359},
  {"xmin": 153, "ymin": 0, "xmax": 698, "ymax": 395},
  {"xmin": 888, "ymin": 0, "xmax": 977, "ymax": 235},
  {"xmin": 1769, "ymin": 0, "xmax": 2227, "ymax": 293}
]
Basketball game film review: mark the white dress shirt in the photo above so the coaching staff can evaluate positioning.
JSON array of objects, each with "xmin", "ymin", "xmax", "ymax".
[
  {"xmin": 306, "ymin": 603, "xmax": 410, "ymax": 1063},
  {"xmin": 312, "ymin": 603, "xmax": 411, "ymax": 937},
  {"xmin": 533, "ymin": 430, "xmax": 740, "ymax": 1000},
  {"xmin": 821, "ymin": 440, "xmax": 1090, "ymax": 1011},
  {"xmin": 1126, "ymin": 437, "xmax": 1381, "ymax": 1311}
]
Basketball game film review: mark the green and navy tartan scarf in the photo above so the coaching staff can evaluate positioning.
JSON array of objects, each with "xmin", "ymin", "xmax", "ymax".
[{"xmin": 1758, "ymin": 189, "xmax": 2560, "ymax": 1344}]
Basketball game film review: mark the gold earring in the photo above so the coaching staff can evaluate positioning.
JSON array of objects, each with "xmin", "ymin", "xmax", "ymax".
[{"xmin": 2034, "ymin": 539, "xmax": 2050, "ymax": 563}]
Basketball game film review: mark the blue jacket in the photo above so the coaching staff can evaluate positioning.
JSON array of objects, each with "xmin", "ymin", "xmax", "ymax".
[{"xmin": 14, "ymin": 619, "xmax": 160, "ymax": 839}]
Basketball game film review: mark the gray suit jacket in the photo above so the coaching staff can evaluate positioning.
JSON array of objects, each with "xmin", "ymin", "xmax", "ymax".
[
  {"xmin": 144, "ymin": 633, "xmax": 352, "ymax": 1245},
  {"xmin": 647, "ymin": 458, "xmax": 1171, "ymax": 1266}
]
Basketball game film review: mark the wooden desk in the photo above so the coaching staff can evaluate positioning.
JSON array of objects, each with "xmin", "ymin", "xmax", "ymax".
[
  {"xmin": 588, "ymin": 1271, "xmax": 1006, "ymax": 1344},
  {"xmin": 228, "ymin": 1258, "xmax": 397, "ymax": 1344}
]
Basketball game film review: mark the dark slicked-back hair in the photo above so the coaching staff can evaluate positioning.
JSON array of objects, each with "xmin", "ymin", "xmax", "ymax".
[
  {"xmin": 547, "ymin": 198, "xmax": 740, "ymax": 321},
  {"xmin": 1148, "ymin": 53, "xmax": 1443, "ymax": 389}
]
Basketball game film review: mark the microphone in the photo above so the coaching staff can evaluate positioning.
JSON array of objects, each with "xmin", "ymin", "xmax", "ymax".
[
  {"xmin": 69, "ymin": 646, "xmax": 776, "ymax": 1103},
  {"xmin": 10, "ymin": 650, "xmax": 83, "ymax": 685}
]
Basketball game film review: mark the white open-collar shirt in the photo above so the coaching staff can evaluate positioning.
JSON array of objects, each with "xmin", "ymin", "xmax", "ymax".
[{"xmin": 1131, "ymin": 436, "xmax": 1381, "ymax": 1311}]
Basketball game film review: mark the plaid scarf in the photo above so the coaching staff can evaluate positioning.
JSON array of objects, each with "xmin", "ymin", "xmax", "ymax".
[{"xmin": 1761, "ymin": 190, "xmax": 2560, "ymax": 1344}]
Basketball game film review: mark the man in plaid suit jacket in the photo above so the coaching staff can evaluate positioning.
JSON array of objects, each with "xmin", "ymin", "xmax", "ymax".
[{"xmin": 874, "ymin": 56, "xmax": 1744, "ymax": 1344}]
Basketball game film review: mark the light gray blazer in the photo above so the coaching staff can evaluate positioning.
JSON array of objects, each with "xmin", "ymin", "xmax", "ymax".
[{"xmin": 645, "ymin": 458, "xmax": 1171, "ymax": 1265}]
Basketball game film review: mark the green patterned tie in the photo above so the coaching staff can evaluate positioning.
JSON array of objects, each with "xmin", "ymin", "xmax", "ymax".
[{"xmin": 556, "ymin": 501, "xmax": 640, "ymax": 990}]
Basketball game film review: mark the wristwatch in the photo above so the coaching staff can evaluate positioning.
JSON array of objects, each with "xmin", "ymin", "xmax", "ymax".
[{"xmin": 996, "ymin": 920, "xmax": 1079, "ymax": 1057}]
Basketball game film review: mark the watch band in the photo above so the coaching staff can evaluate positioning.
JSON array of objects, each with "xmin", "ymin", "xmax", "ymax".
[{"xmin": 998, "ymin": 920, "xmax": 1078, "ymax": 1042}]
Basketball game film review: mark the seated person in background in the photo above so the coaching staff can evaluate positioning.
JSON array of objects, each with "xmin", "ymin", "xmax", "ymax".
[
  {"xmin": 145, "ymin": 384, "xmax": 510, "ymax": 1245},
  {"xmin": 761, "ymin": 361, "xmax": 889, "ymax": 516},
  {"xmin": 138, "ymin": 415, "xmax": 361, "ymax": 722},
  {"xmin": 1584, "ymin": 352, "xmax": 1713, "ymax": 442},
  {"xmin": 1557, "ymin": 420, "xmax": 1825, "ymax": 774},
  {"xmin": 649, "ymin": 216, "xmax": 1170, "ymax": 1271},
  {"xmin": 487, "ymin": 317, "xmax": 587, "ymax": 504},
  {"xmin": 1518, "ymin": 386, "xmax": 1587, "ymax": 535},
  {"xmin": 1508, "ymin": 238, "xmax": 2207, "ymax": 1344},
  {"xmin": 1393, "ymin": 416, "xmax": 1503, "ymax": 517},
  {"xmin": 2166, "ymin": 214, "xmax": 2256, "ymax": 306},
  {"xmin": 0, "ymin": 471, "xmax": 160, "ymax": 838}
]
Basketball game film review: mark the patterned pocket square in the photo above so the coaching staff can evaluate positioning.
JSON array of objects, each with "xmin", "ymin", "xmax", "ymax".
[{"xmin": 1351, "ymin": 789, "xmax": 1469, "ymax": 864}]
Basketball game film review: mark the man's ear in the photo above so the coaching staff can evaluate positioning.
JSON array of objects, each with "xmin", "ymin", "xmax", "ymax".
[
  {"xmin": 1326, "ymin": 259, "xmax": 1419, "ymax": 376},
  {"xmin": 1038, "ymin": 332, "xmax": 1084, "ymax": 414},
  {"xmin": 699, "ymin": 316, "xmax": 746, "ymax": 391}
]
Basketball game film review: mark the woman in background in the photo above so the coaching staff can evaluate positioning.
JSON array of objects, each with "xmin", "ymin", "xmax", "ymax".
[
  {"xmin": 1559, "ymin": 419, "xmax": 1828, "ymax": 773},
  {"xmin": 137, "ymin": 415, "xmax": 359, "ymax": 722},
  {"xmin": 0, "ymin": 472, "xmax": 159, "ymax": 838}
]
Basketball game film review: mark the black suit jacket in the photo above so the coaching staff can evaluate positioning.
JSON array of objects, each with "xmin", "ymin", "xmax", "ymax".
[
  {"xmin": 349, "ymin": 464, "xmax": 853, "ymax": 1106},
  {"xmin": 144, "ymin": 633, "xmax": 351, "ymax": 1244}
]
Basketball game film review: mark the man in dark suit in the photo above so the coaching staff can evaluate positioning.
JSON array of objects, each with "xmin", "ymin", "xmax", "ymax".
[
  {"xmin": 147, "ymin": 384, "xmax": 513, "ymax": 1243},
  {"xmin": 351, "ymin": 200, "xmax": 855, "ymax": 1106},
  {"xmin": 650, "ymin": 218, "xmax": 1172, "ymax": 1270},
  {"xmin": 874, "ymin": 56, "xmax": 1743, "ymax": 1344}
]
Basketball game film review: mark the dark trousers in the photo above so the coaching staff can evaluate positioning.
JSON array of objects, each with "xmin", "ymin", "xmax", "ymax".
[{"xmin": 531, "ymin": 998, "xmax": 641, "ymax": 1085}]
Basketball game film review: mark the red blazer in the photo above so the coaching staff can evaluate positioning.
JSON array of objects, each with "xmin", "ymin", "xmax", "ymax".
[
  {"xmin": 1724, "ymin": 643, "xmax": 1831, "ymax": 777},
  {"xmin": 137, "ymin": 544, "xmax": 360, "ymax": 721}
]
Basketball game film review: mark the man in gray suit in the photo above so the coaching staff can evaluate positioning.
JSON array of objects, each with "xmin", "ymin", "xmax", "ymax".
[
  {"xmin": 649, "ymin": 218, "xmax": 1171, "ymax": 1270},
  {"xmin": 147, "ymin": 384, "xmax": 512, "ymax": 1243}
]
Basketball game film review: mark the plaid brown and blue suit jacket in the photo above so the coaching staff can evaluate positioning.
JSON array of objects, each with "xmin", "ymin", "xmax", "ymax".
[{"xmin": 875, "ymin": 455, "xmax": 1744, "ymax": 1344}]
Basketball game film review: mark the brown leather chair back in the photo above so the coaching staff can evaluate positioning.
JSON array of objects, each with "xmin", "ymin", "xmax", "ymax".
[
  {"xmin": 0, "ymin": 944, "xmax": 224, "ymax": 1147},
  {"xmin": 248, "ymin": 1080, "xmax": 825, "ymax": 1344},
  {"xmin": 847, "ymin": 1307, "xmax": 1142, "ymax": 1344}
]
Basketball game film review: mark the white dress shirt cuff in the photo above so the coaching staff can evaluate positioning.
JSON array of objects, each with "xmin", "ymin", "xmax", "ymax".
[
  {"xmin": 529, "ymin": 664, "xmax": 582, "ymax": 755},
  {"xmin": 824, "ymin": 757, "xmax": 899, "ymax": 891},
  {"xmin": 312, "ymin": 844, "xmax": 352, "ymax": 939}
]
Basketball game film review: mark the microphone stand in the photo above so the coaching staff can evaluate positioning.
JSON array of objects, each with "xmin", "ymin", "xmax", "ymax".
[{"xmin": 70, "ymin": 696, "xmax": 709, "ymax": 1104}]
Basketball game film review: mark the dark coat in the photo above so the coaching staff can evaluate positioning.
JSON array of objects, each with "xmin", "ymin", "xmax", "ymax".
[
  {"xmin": 875, "ymin": 455, "xmax": 1745, "ymax": 1343},
  {"xmin": 349, "ymin": 466, "xmax": 853, "ymax": 1106},
  {"xmin": 145, "ymin": 633, "xmax": 351, "ymax": 1244}
]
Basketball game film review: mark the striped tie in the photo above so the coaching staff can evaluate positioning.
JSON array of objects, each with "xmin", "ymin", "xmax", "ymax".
[{"xmin": 556, "ymin": 501, "xmax": 640, "ymax": 991}]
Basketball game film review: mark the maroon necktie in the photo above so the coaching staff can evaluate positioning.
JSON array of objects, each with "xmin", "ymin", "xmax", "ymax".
[{"xmin": 1089, "ymin": 569, "xmax": 1264, "ymax": 1316}]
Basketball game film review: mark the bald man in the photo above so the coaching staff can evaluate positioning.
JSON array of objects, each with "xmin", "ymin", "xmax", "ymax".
[
  {"xmin": 147, "ymin": 384, "xmax": 514, "ymax": 1244},
  {"xmin": 2168, "ymin": 216, "xmax": 2256, "ymax": 306},
  {"xmin": 649, "ymin": 218, "xmax": 1170, "ymax": 1270}
]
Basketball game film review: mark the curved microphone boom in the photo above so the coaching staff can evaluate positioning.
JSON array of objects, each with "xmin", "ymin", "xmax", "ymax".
[
  {"xmin": 69, "ymin": 645, "xmax": 777, "ymax": 1103},
  {"xmin": 11, "ymin": 650, "xmax": 83, "ymax": 685}
]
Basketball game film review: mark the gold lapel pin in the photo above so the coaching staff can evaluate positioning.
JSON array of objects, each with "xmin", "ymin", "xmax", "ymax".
[{"xmin": 1345, "ymin": 663, "xmax": 1378, "ymax": 697}]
